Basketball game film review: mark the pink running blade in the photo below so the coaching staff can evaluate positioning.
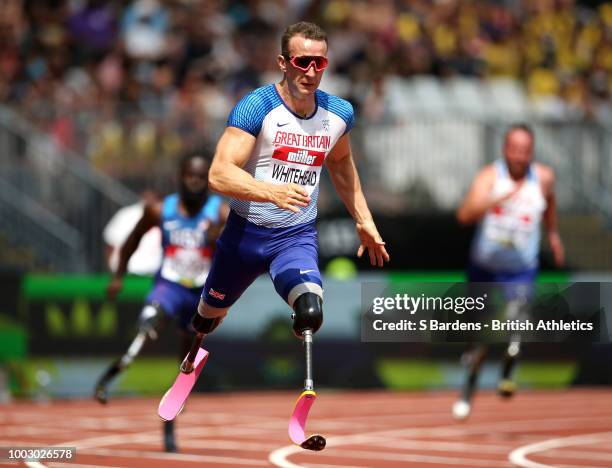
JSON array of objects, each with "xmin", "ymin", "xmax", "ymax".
[
  {"xmin": 158, "ymin": 348, "xmax": 208, "ymax": 421},
  {"xmin": 289, "ymin": 390, "xmax": 317, "ymax": 445}
]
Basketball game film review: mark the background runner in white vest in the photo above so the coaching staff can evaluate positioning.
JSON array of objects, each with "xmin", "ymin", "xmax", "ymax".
[{"xmin": 452, "ymin": 123, "xmax": 565, "ymax": 420}]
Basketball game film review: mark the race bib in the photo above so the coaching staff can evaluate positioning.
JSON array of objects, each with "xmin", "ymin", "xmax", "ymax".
[
  {"xmin": 484, "ymin": 211, "xmax": 535, "ymax": 250},
  {"xmin": 161, "ymin": 247, "xmax": 211, "ymax": 288},
  {"xmin": 267, "ymin": 146, "xmax": 325, "ymax": 196}
]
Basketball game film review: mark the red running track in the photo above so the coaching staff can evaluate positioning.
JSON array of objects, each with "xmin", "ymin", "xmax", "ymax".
[{"xmin": 1, "ymin": 389, "xmax": 612, "ymax": 467}]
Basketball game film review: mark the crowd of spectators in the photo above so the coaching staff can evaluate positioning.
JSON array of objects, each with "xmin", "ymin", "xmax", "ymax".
[{"xmin": 0, "ymin": 0, "xmax": 610, "ymax": 187}]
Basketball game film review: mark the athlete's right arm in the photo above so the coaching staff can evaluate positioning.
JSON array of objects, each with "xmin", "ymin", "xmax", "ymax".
[
  {"xmin": 208, "ymin": 126, "xmax": 310, "ymax": 213},
  {"xmin": 107, "ymin": 201, "xmax": 162, "ymax": 300},
  {"xmin": 456, "ymin": 165, "xmax": 518, "ymax": 225}
]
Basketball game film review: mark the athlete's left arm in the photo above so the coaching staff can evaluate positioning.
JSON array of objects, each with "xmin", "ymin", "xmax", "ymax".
[
  {"xmin": 539, "ymin": 164, "xmax": 565, "ymax": 267},
  {"xmin": 326, "ymin": 134, "xmax": 390, "ymax": 267}
]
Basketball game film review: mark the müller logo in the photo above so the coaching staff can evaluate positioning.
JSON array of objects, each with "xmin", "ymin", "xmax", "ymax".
[
  {"xmin": 287, "ymin": 149, "xmax": 317, "ymax": 165},
  {"xmin": 272, "ymin": 146, "xmax": 325, "ymax": 167}
]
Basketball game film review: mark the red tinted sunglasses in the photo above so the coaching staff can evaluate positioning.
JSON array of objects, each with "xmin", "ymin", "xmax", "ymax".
[{"xmin": 288, "ymin": 55, "xmax": 329, "ymax": 72}]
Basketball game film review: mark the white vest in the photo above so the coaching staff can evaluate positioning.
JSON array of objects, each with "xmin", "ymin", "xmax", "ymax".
[{"xmin": 470, "ymin": 161, "xmax": 547, "ymax": 272}]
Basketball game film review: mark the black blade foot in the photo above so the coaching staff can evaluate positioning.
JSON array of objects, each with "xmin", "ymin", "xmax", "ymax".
[
  {"xmin": 300, "ymin": 434, "xmax": 326, "ymax": 451},
  {"xmin": 164, "ymin": 421, "xmax": 177, "ymax": 452},
  {"xmin": 94, "ymin": 385, "xmax": 108, "ymax": 405},
  {"xmin": 497, "ymin": 379, "xmax": 516, "ymax": 399}
]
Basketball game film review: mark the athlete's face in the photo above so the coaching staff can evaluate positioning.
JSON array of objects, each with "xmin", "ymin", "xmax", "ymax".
[
  {"xmin": 180, "ymin": 157, "xmax": 208, "ymax": 206},
  {"xmin": 503, "ymin": 129, "xmax": 534, "ymax": 180},
  {"xmin": 278, "ymin": 35, "xmax": 328, "ymax": 98}
]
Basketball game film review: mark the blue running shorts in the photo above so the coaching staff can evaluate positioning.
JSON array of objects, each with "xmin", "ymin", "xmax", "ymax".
[
  {"xmin": 468, "ymin": 262, "xmax": 537, "ymax": 301},
  {"xmin": 201, "ymin": 210, "xmax": 323, "ymax": 308},
  {"xmin": 145, "ymin": 278, "xmax": 202, "ymax": 331}
]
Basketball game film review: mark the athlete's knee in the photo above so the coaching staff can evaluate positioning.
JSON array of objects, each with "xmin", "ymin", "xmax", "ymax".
[
  {"xmin": 506, "ymin": 341, "xmax": 520, "ymax": 358},
  {"xmin": 191, "ymin": 299, "xmax": 228, "ymax": 334},
  {"xmin": 138, "ymin": 303, "xmax": 164, "ymax": 339},
  {"xmin": 292, "ymin": 292, "xmax": 323, "ymax": 338}
]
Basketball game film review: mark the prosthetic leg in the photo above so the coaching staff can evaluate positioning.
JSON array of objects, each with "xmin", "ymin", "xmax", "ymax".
[
  {"xmin": 497, "ymin": 297, "xmax": 526, "ymax": 398},
  {"xmin": 94, "ymin": 304, "xmax": 162, "ymax": 404},
  {"xmin": 162, "ymin": 333, "xmax": 195, "ymax": 453},
  {"xmin": 452, "ymin": 344, "xmax": 487, "ymax": 420},
  {"xmin": 158, "ymin": 308, "xmax": 223, "ymax": 421},
  {"xmin": 158, "ymin": 332, "xmax": 208, "ymax": 421},
  {"xmin": 93, "ymin": 303, "xmax": 181, "ymax": 453},
  {"xmin": 498, "ymin": 340, "xmax": 520, "ymax": 398},
  {"xmin": 288, "ymin": 293, "xmax": 326, "ymax": 451}
]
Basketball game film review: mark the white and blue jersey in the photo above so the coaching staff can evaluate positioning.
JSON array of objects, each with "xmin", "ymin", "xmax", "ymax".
[
  {"xmin": 227, "ymin": 84, "xmax": 354, "ymax": 228},
  {"xmin": 147, "ymin": 193, "xmax": 222, "ymax": 330},
  {"xmin": 201, "ymin": 84, "xmax": 354, "ymax": 309},
  {"xmin": 470, "ymin": 160, "xmax": 546, "ymax": 276}
]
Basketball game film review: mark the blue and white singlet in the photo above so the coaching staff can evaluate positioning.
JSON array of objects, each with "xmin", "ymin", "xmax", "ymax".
[
  {"xmin": 227, "ymin": 84, "xmax": 354, "ymax": 228},
  {"xmin": 158, "ymin": 193, "xmax": 222, "ymax": 289}
]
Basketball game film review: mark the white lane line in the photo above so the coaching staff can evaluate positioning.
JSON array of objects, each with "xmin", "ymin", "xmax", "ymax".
[
  {"xmin": 176, "ymin": 438, "xmax": 280, "ymax": 451},
  {"xmin": 328, "ymin": 448, "xmax": 512, "ymax": 466},
  {"xmin": 19, "ymin": 423, "xmax": 284, "ymax": 468},
  {"xmin": 309, "ymin": 398, "xmax": 611, "ymax": 415},
  {"xmin": 15, "ymin": 417, "xmax": 279, "ymax": 467},
  {"xmin": 269, "ymin": 426, "xmax": 509, "ymax": 468},
  {"xmin": 269, "ymin": 446, "xmax": 313, "ymax": 468},
  {"xmin": 0, "ymin": 440, "xmax": 61, "ymax": 446},
  {"xmin": 372, "ymin": 438, "xmax": 612, "ymax": 460},
  {"xmin": 4, "ymin": 394, "xmax": 610, "ymax": 424},
  {"xmin": 509, "ymin": 431, "xmax": 612, "ymax": 468},
  {"xmin": 270, "ymin": 415, "xmax": 612, "ymax": 468},
  {"xmin": 303, "ymin": 464, "xmax": 368, "ymax": 468},
  {"xmin": 1, "ymin": 426, "xmax": 78, "ymax": 437},
  {"xmin": 369, "ymin": 439, "xmax": 510, "ymax": 453},
  {"xmin": 269, "ymin": 445, "xmax": 511, "ymax": 468},
  {"xmin": 83, "ymin": 447, "xmax": 268, "ymax": 465},
  {"xmin": 239, "ymin": 401, "xmax": 612, "ymax": 434},
  {"xmin": 544, "ymin": 448, "xmax": 612, "ymax": 462},
  {"xmin": 57, "ymin": 424, "xmax": 278, "ymax": 450},
  {"xmin": 420, "ymin": 416, "xmax": 612, "ymax": 438}
]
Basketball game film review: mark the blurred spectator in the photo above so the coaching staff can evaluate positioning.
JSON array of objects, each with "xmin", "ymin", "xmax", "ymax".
[
  {"xmin": 121, "ymin": 0, "xmax": 169, "ymax": 60},
  {"xmin": 67, "ymin": 0, "xmax": 118, "ymax": 58},
  {"xmin": 1, "ymin": 0, "xmax": 611, "ymax": 188},
  {"xmin": 103, "ymin": 190, "xmax": 162, "ymax": 276}
]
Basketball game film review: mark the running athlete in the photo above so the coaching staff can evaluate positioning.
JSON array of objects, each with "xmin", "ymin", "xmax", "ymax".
[
  {"xmin": 189, "ymin": 21, "xmax": 389, "ymax": 379},
  {"xmin": 452, "ymin": 124, "xmax": 564, "ymax": 420},
  {"xmin": 94, "ymin": 154, "xmax": 226, "ymax": 451}
]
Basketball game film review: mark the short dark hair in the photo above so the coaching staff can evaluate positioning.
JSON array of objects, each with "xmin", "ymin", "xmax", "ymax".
[
  {"xmin": 179, "ymin": 152, "xmax": 209, "ymax": 174},
  {"xmin": 281, "ymin": 22, "xmax": 328, "ymax": 57},
  {"xmin": 504, "ymin": 123, "xmax": 534, "ymax": 143}
]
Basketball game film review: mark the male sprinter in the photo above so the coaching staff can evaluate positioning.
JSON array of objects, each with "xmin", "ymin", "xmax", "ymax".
[
  {"xmin": 452, "ymin": 124, "xmax": 564, "ymax": 419},
  {"xmin": 94, "ymin": 154, "xmax": 226, "ymax": 451},
  {"xmin": 190, "ymin": 20, "xmax": 389, "ymax": 386}
]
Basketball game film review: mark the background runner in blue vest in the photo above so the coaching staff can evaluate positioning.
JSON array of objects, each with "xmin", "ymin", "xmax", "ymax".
[
  {"xmin": 452, "ymin": 124, "xmax": 564, "ymax": 420},
  {"xmin": 94, "ymin": 153, "xmax": 227, "ymax": 451}
]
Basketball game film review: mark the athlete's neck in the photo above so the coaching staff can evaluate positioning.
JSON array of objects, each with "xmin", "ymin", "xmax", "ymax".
[
  {"xmin": 276, "ymin": 82, "xmax": 315, "ymax": 119},
  {"xmin": 508, "ymin": 168, "xmax": 528, "ymax": 182},
  {"xmin": 180, "ymin": 198, "xmax": 206, "ymax": 217}
]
